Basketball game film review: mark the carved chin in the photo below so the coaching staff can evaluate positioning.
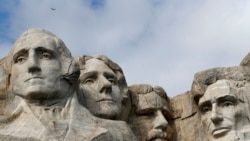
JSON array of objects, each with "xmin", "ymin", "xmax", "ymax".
[
  {"xmin": 94, "ymin": 105, "xmax": 120, "ymax": 119},
  {"xmin": 13, "ymin": 84, "xmax": 57, "ymax": 100},
  {"xmin": 25, "ymin": 86, "xmax": 54, "ymax": 99}
]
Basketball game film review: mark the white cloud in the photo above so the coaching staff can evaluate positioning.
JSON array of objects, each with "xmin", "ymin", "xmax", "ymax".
[{"xmin": 1, "ymin": 0, "xmax": 250, "ymax": 97}]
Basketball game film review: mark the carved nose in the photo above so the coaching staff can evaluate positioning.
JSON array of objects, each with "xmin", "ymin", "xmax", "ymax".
[
  {"xmin": 28, "ymin": 64, "xmax": 41, "ymax": 73},
  {"xmin": 28, "ymin": 51, "xmax": 41, "ymax": 73},
  {"xmin": 153, "ymin": 110, "xmax": 168, "ymax": 130},
  {"xmin": 99, "ymin": 76, "xmax": 112, "ymax": 94},
  {"xmin": 210, "ymin": 104, "xmax": 223, "ymax": 123}
]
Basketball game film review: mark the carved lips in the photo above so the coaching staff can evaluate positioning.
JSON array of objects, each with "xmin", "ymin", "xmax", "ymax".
[
  {"xmin": 211, "ymin": 127, "xmax": 231, "ymax": 137},
  {"xmin": 96, "ymin": 98, "xmax": 116, "ymax": 103},
  {"xmin": 25, "ymin": 77, "xmax": 43, "ymax": 82}
]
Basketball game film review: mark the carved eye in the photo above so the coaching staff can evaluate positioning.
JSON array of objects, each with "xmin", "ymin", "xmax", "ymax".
[
  {"xmin": 140, "ymin": 112, "xmax": 152, "ymax": 116},
  {"xmin": 199, "ymin": 105, "xmax": 211, "ymax": 114},
  {"xmin": 16, "ymin": 56, "xmax": 26, "ymax": 64},
  {"xmin": 41, "ymin": 52, "xmax": 51, "ymax": 59},
  {"xmin": 108, "ymin": 78, "xmax": 117, "ymax": 85},
  {"xmin": 138, "ymin": 109, "xmax": 155, "ymax": 117},
  {"xmin": 84, "ymin": 79, "xmax": 94, "ymax": 84},
  {"xmin": 221, "ymin": 101, "xmax": 234, "ymax": 107},
  {"xmin": 202, "ymin": 106, "xmax": 211, "ymax": 113}
]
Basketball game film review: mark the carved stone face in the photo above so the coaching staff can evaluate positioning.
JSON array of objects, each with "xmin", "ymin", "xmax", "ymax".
[
  {"xmin": 78, "ymin": 58, "xmax": 122, "ymax": 119},
  {"xmin": 129, "ymin": 92, "xmax": 171, "ymax": 141},
  {"xmin": 198, "ymin": 80, "xmax": 248, "ymax": 140},
  {"xmin": 10, "ymin": 33, "xmax": 69, "ymax": 101}
]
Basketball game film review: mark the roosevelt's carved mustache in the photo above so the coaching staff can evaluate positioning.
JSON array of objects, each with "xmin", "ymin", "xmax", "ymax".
[{"xmin": 147, "ymin": 129, "xmax": 168, "ymax": 141}]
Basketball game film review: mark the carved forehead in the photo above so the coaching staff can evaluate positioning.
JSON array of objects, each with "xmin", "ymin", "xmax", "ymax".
[
  {"xmin": 129, "ymin": 84, "xmax": 169, "ymax": 99},
  {"xmin": 12, "ymin": 36, "xmax": 58, "ymax": 56},
  {"xmin": 14, "ymin": 28, "xmax": 56, "ymax": 47},
  {"xmin": 129, "ymin": 84, "xmax": 170, "ymax": 112},
  {"xmin": 11, "ymin": 28, "xmax": 71, "ymax": 56},
  {"xmin": 136, "ymin": 92, "xmax": 169, "ymax": 111},
  {"xmin": 84, "ymin": 58, "xmax": 113, "ymax": 72},
  {"xmin": 76, "ymin": 55, "xmax": 127, "ymax": 86},
  {"xmin": 5, "ymin": 28, "xmax": 73, "ymax": 71},
  {"xmin": 77, "ymin": 55, "xmax": 123, "ymax": 72},
  {"xmin": 191, "ymin": 66, "xmax": 250, "ymax": 104},
  {"xmin": 198, "ymin": 80, "xmax": 237, "ymax": 104}
]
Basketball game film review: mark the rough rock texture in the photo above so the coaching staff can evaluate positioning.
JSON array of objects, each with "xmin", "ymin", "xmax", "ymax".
[
  {"xmin": 171, "ymin": 91, "xmax": 206, "ymax": 141},
  {"xmin": 0, "ymin": 27, "xmax": 249, "ymax": 141},
  {"xmin": 190, "ymin": 66, "xmax": 250, "ymax": 141},
  {"xmin": 240, "ymin": 52, "xmax": 250, "ymax": 67},
  {"xmin": 128, "ymin": 84, "xmax": 175, "ymax": 141},
  {"xmin": 0, "ymin": 28, "xmax": 136, "ymax": 141}
]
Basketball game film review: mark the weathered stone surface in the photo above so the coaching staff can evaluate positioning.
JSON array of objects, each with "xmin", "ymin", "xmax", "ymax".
[
  {"xmin": 0, "ymin": 28, "xmax": 136, "ymax": 141},
  {"xmin": 128, "ymin": 84, "xmax": 175, "ymax": 141},
  {"xmin": 191, "ymin": 66, "xmax": 250, "ymax": 102},
  {"xmin": 191, "ymin": 66, "xmax": 250, "ymax": 141},
  {"xmin": 0, "ymin": 58, "xmax": 7, "ymax": 100},
  {"xmin": 0, "ymin": 27, "xmax": 249, "ymax": 141},
  {"xmin": 171, "ymin": 91, "xmax": 205, "ymax": 141},
  {"xmin": 75, "ymin": 55, "xmax": 130, "ymax": 121},
  {"xmin": 240, "ymin": 52, "xmax": 250, "ymax": 67}
]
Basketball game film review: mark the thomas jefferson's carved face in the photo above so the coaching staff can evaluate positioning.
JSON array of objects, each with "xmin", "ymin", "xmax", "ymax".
[
  {"xmin": 198, "ymin": 80, "xmax": 248, "ymax": 140},
  {"xmin": 10, "ymin": 33, "xmax": 69, "ymax": 101},
  {"xmin": 129, "ymin": 92, "xmax": 171, "ymax": 141},
  {"xmin": 78, "ymin": 58, "xmax": 122, "ymax": 119}
]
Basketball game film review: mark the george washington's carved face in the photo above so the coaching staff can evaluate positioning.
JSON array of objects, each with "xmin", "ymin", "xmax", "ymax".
[{"xmin": 10, "ymin": 33, "xmax": 70, "ymax": 101}]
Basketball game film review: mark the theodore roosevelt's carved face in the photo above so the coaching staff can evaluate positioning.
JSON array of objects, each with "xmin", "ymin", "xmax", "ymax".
[{"xmin": 129, "ymin": 86, "xmax": 172, "ymax": 141}]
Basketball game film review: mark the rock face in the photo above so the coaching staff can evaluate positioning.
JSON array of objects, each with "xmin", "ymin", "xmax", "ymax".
[
  {"xmin": 190, "ymin": 66, "xmax": 250, "ymax": 141},
  {"xmin": 128, "ymin": 84, "xmax": 175, "ymax": 141},
  {"xmin": 0, "ymin": 28, "xmax": 249, "ymax": 141}
]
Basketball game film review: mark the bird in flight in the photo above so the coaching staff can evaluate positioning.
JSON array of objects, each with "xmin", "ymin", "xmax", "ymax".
[{"xmin": 51, "ymin": 8, "xmax": 56, "ymax": 10}]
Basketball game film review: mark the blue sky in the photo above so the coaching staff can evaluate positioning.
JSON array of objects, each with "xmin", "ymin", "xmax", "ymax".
[{"xmin": 0, "ymin": 0, "xmax": 250, "ymax": 97}]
